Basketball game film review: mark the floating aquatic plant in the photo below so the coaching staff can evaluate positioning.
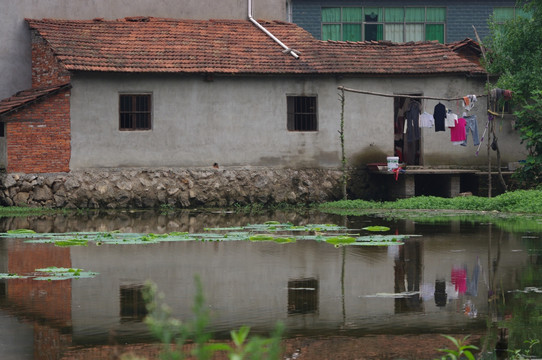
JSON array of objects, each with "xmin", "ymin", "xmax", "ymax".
[
  {"xmin": 0, "ymin": 223, "xmax": 415, "ymax": 248},
  {"xmin": 362, "ymin": 226, "xmax": 391, "ymax": 232},
  {"xmin": 7, "ymin": 229, "xmax": 36, "ymax": 234},
  {"xmin": 33, "ymin": 267, "xmax": 99, "ymax": 281},
  {"xmin": 0, "ymin": 273, "xmax": 28, "ymax": 279},
  {"xmin": 54, "ymin": 238, "xmax": 88, "ymax": 247},
  {"xmin": 325, "ymin": 236, "xmax": 356, "ymax": 247}
]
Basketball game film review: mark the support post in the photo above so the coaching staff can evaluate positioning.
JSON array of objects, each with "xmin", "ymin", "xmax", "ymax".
[{"xmin": 339, "ymin": 88, "xmax": 347, "ymax": 200}]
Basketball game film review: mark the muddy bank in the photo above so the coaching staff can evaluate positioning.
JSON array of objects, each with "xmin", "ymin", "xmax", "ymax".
[{"xmin": 0, "ymin": 167, "xmax": 342, "ymax": 209}]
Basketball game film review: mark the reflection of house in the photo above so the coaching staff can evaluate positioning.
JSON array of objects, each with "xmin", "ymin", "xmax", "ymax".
[
  {"xmin": 0, "ymin": 213, "xmax": 534, "ymax": 358},
  {"xmin": 0, "ymin": 240, "xmax": 72, "ymax": 360}
]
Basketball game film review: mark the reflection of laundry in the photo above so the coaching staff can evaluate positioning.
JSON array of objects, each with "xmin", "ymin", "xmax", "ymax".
[
  {"xmin": 420, "ymin": 283, "xmax": 434, "ymax": 302},
  {"xmin": 434, "ymin": 279, "xmax": 447, "ymax": 307},
  {"xmin": 466, "ymin": 259, "xmax": 480, "ymax": 296},
  {"xmin": 463, "ymin": 300, "xmax": 477, "ymax": 318},
  {"xmin": 451, "ymin": 266, "xmax": 467, "ymax": 294},
  {"xmin": 387, "ymin": 244, "xmax": 400, "ymax": 259}
]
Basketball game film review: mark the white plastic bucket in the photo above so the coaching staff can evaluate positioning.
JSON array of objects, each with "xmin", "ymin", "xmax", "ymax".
[{"xmin": 387, "ymin": 156, "xmax": 399, "ymax": 171}]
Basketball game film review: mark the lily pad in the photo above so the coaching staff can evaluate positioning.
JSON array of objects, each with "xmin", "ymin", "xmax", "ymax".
[
  {"xmin": 7, "ymin": 229, "xmax": 36, "ymax": 234},
  {"xmin": 0, "ymin": 273, "xmax": 28, "ymax": 279},
  {"xmin": 33, "ymin": 267, "xmax": 98, "ymax": 280},
  {"xmin": 362, "ymin": 226, "xmax": 391, "ymax": 232},
  {"xmin": 325, "ymin": 236, "xmax": 356, "ymax": 246},
  {"xmin": 54, "ymin": 238, "xmax": 89, "ymax": 247}
]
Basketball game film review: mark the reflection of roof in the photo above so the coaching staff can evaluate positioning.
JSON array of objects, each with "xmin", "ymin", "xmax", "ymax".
[
  {"xmin": 0, "ymin": 83, "xmax": 71, "ymax": 118},
  {"xmin": 25, "ymin": 17, "xmax": 486, "ymax": 76}
]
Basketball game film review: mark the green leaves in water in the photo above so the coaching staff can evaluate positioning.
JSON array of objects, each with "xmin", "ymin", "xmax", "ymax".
[
  {"xmin": 54, "ymin": 238, "xmax": 88, "ymax": 247},
  {"xmin": 326, "ymin": 236, "xmax": 356, "ymax": 246},
  {"xmin": 362, "ymin": 226, "xmax": 390, "ymax": 232},
  {"xmin": 33, "ymin": 267, "xmax": 98, "ymax": 280},
  {"xmin": 0, "ymin": 222, "xmax": 415, "ymax": 248},
  {"xmin": 0, "ymin": 266, "xmax": 98, "ymax": 281},
  {"xmin": 7, "ymin": 229, "xmax": 36, "ymax": 234}
]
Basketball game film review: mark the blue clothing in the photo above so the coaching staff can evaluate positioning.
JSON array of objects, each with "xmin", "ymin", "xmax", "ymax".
[{"xmin": 461, "ymin": 115, "xmax": 480, "ymax": 146}]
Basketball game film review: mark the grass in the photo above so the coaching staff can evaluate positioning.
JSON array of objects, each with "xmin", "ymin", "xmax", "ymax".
[
  {"xmin": 320, "ymin": 190, "xmax": 542, "ymax": 214},
  {"xmin": 0, "ymin": 206, "xmax": 61, "ymax": 217}
]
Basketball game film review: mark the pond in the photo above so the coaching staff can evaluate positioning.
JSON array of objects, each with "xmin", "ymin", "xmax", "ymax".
[{"xmin": 0, "ymin": 209, "xmax": 541, "ymax": 359}]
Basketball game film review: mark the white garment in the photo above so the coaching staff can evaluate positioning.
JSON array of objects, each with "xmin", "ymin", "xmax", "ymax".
[
  {"xmin": 463, "ymin": 94, "xmax": 477, "ymax": 111},
  {"xmin": 446, "ymin": 112, "xmax": 457, "ymax": 128},
  {"xmin": 419, "ymin": 112, "xmax": 434, "ymax": 128}
]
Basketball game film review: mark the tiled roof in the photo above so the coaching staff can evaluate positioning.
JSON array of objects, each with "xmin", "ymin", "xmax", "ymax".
[
  {"xmin": 0, "ymin": 83, "xmax": 71, "ymax": 117},
  {"xmin": 447, "ymin": 38, "xmax": 482, "ymax": 64},
  {"xmin": 26, "ymin": 17, "xmax": 485, "ymax": 76}
]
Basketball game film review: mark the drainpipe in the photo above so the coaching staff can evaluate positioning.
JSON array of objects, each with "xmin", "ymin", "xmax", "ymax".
[{"xmin": 248, "ymin": 0, "xmax": 299, "ymax": 59}]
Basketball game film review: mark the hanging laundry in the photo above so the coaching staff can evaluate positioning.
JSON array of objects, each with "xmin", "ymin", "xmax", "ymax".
[
  {"xmin": 450, "ymin": 117, "xmax": 466, "ymax": 142},
  {"xmin": 490, "ymin": 88, "xmax": 513, "ymax": 112},
  {"xmin": 445, "ymin": 111, "xmax": 457, "ymax": 128},
  {"xmin": 419, "ymin": 111, "xmax": 434, "ymax": 128},
  {"xmin": 460, "ymin": 115, "xmax": 480, "ymax": 146},
  {"xmin": 462, "ymin": 94, "xmax": 477, "ymax": 111},
  {"xmin": 434, "ymin": 102, "xmax": 446, "ymax": 132},
  {"xmin": 406, "ymin": 100, "xmax": 421, "ymax": 143}
]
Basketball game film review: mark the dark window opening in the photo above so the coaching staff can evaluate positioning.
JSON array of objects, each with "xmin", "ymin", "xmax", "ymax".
[
  {"xmin": 120, "ymin": 285, "xmax": 147, "ymax": 322},
  {"xmin": 0, "ymin": 281, "xmax": 6, "ymax": 300},
  {"xmin": 288, "ymin": 278, "xmax": 318, "ymax": 315},
  {"xmin": 287, "ymin": 96, "xmax": 318, "ymax": 131},
  {"xmin": 119, "ymin": 94, "xmax": 151, "ymax": 130},
  {"xmin": 0, "ymin": 122, "xmax": 4, "ymax": 137}
]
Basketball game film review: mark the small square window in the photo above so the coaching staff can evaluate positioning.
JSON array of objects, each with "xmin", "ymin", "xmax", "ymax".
[
  {"xmin": 287, "ymin": 96, "xmax": 318, "ymax": 131},
  {"xmin": 288, "ymin": 278, "xmax": 318, "ymax": 315},
  {"xmin": 120, "ymin": 285, "xmax": 148, "ymax": 322},
  {"xmin": 119, "ymin": 94, "xmax": 152, "ymax": 131}
]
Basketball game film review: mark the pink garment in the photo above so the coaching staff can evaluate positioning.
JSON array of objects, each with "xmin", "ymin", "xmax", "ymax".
[{"xmin": 450, "ymin": 117, "xmax": 466, "ymax": 142}]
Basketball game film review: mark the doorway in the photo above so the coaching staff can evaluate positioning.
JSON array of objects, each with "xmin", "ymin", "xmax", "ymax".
[{"xmin": 394, "ymin": 95, "xmax": 422, "ymax": 165}]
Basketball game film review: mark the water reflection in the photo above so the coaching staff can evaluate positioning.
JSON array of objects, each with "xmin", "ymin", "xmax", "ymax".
[{"xmin": 0, "ymin": 210, "xmax": 540, "ymax": 359}]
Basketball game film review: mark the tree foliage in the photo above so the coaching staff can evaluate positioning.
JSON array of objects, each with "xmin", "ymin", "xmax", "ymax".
[{"xmin": 485, "ymin": 0, "xmax": 542, "ymax": 188}]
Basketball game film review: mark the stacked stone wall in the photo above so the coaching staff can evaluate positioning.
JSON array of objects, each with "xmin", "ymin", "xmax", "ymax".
[{"xmin": 0, "ymin": 168, "xmax": 343, "ymax": 208}]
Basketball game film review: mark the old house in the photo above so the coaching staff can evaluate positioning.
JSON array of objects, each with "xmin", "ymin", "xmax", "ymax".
[{"xmin": 0, "ymin": 16, "xmax": 525, "ymax": 206}]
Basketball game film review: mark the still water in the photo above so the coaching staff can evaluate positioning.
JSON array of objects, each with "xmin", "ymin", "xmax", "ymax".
[{"xmin": 0, "ymin": 209, "xmax": 541, "ymax": 359}]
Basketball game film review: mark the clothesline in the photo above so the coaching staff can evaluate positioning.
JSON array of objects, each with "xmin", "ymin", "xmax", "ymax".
[{"xmin": 337, "ymin": 86, "xmax": 487, "ymax": 101}]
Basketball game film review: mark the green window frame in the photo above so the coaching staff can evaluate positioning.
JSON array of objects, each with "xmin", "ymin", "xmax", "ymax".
[
  {"xmin": 321, "ymin": 6, "xmax": 446, "ymax": 43},
  {"xmin": 493, "ymin": 6, "xmax": 531, "ymax": 24}
]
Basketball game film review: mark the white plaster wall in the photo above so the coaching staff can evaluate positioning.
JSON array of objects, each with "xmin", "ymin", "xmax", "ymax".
[
  {"xmin": 339, "ymin": 75, "xmax": 527, "ymax": 167},
  {"xmin": 0, "ymin": 0, "xmax": 285, "ymax": 99},
  {"xmin": 70, "ymin": 73, "xmax": 526, "ymax": 170},
  {"xmin": 69, "ymin": 73, "xmax": 343, "ymax": 169}
]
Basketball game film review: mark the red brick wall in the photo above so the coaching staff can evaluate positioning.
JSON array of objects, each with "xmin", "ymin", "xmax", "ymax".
[
  {"xmin": 6, "ymin": 89, "xmax": 71, "ymax": 173},
  {"xmin": 31, "ymin": 31, "xmax": 71, "ymax": 88}
]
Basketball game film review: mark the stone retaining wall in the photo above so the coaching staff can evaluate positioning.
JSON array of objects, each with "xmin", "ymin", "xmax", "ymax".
[{"xmin": 0, "ymin": 168, "xmax": 343, "ymax": 208}]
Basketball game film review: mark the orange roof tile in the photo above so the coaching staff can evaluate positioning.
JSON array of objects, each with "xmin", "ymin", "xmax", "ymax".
[
  {"xmin": 26, "ymin": 17, "xmax": 485, "ymax": 76},
  {"xmin": 0, "ymin": 83, "xmax": 71, "ymax": 118}
]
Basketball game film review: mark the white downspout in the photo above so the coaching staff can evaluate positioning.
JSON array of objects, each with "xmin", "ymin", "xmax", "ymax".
[{"xmin": 248, "ymin": 0, "xmax": 299, "ymax": 59}]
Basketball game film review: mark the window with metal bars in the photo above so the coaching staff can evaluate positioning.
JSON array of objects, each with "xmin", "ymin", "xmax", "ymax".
[
  {"xmin": 287, "ymin": 278, "xmax": 318, "ymax": 315},
  {"xmin": 287, "ymin": 95, "xmax": 318, "ymax": 131},
  {"xmin": 119, "ymin": 94, "xmax": 152, "ymax": 130},
  {"xmin": 120, "ymin": 285, "xmax": 147, "ymax": 322}
]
